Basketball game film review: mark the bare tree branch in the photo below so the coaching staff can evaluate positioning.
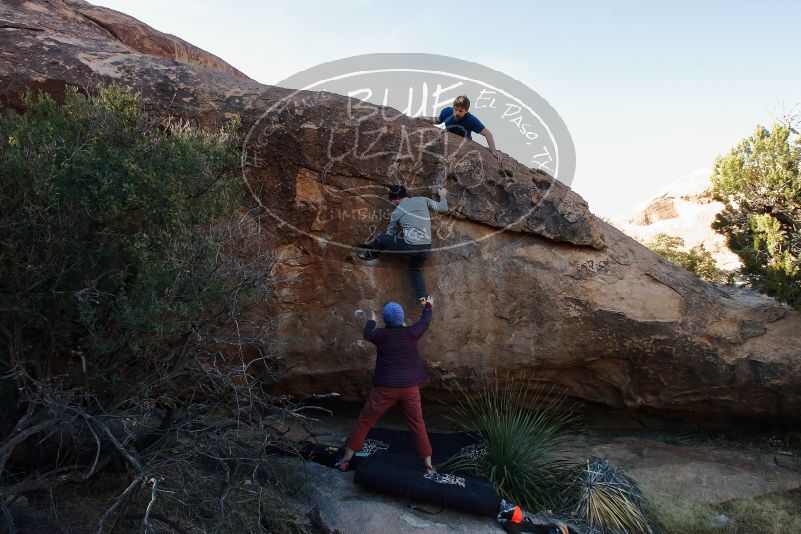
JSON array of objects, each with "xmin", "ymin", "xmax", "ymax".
[
  {"xmin": 94, "ymin": 474, "xmax": 146, "ymax": 534},
  {"xmin": 0, "ymin": 500, "xmax": 15, "ymax": 534},
  {"xmin": 142, "ymin": 477, "xmax": 158, "ymax": 534},
  {"xmin": 0, "ymin": 417, "xmax": 57, "ymax": 475}
]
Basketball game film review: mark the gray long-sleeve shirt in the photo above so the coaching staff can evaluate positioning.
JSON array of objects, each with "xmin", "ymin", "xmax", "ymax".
[{"xmin": 386, "ymin": 196, "xmax": 449, "ymax": 245}]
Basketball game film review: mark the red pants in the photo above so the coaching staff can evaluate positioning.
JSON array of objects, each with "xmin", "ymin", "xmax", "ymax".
[{"xmin": 345, "ymin": 385, "xmax": 432, "ymax": 458}]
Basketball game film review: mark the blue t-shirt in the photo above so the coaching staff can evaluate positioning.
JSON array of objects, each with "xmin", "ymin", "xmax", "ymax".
[{"xmin": 438, "ymin": 106, "xmax": 485, "ymax": 140}]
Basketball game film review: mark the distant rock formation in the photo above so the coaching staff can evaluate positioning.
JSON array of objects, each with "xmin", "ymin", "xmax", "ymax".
[
  {"xmin": 612, "ymin": 173, "xmax": 741, "ymax": 271},
  {"xmin": 2, "ymin": 0, "xmax": 800, "ymax": 427}
]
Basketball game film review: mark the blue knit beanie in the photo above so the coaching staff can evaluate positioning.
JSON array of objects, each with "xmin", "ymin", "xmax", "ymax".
[{"xmin": 382, "ymin": 302, "xmax": 405, "ymax": 326}]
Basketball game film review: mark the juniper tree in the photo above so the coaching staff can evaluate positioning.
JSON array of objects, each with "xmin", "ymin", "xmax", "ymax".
[{"xmin": 711, "ymin": 124, "xmax": 801, "ymax": 308}]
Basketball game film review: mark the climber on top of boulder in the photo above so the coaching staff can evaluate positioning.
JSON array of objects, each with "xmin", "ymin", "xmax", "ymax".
[
  {"xmin": 420, "ymin": 95, "xmax": 502, "ymax": 161},
  {"xmin": 354, "ymin": 184, "xmax": 448, "ymax": 300}
]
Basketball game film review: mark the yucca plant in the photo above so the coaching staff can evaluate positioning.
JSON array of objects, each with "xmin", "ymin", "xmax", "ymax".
[
  {"xmin": 567, "ymin": 458, "xmax": 653, "ymax": 534},
  {"xmin": 442, "ymin": 372, "xmax": 580, "ymax": 511}
]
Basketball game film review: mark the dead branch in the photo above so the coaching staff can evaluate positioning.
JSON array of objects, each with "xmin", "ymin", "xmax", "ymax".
[
  {"xmin": 142, "ymin": 477, "xmax": 158, "ymax": 534},
  {"xmin": 123, "ymin": 513, "xmax": 187, "ymax": 534},
  {"xmin": 0, "ymin": 463, "xmax": 107, "ymax": 499},
  {"xmin": 94, "ymin": 474, "xmax": 146, "ymax": 534},
  {"xmin": 0, "ymin": 417, "xmax": 58, "ymax": 475},
  {"xmin": 0, "ymin": 500, "xmax": 15, "ymax": 534}
]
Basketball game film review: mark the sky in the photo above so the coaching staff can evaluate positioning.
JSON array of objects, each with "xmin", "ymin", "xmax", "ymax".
[{"xmin": 89, "ymin": 0, "xmax": 801, "ymax": 219}]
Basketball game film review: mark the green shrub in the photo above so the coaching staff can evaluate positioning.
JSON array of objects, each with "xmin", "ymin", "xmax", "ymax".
[
  {"xmin": 0, "ymin": 84, "xmax": 242, "ymax": 395},
  {"xmin": 711, "ymin": 124, "xmax": 801, "ymax": 309},
  {"xmin": 643, "ymin": 233, "xmax": 733, "ymax": 284},
  {"xmin": 443, "ymin": 373, "xmax": 579, "ymax": 511}
]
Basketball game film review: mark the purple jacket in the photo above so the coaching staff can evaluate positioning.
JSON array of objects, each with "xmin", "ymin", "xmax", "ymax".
[{"xmin": 364, "ymin": 304, "xmax": 432, "ymax": 387}]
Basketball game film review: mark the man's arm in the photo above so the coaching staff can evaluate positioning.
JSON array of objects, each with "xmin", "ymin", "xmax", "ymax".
[
  {"xmin": 479, "ymin": 128, "xmax": 502, "ymax": 161},
  {"xmin": 420, "ymin": 108, "xmax": 447, "ymax": 125},
  {"xmin": 426, "ymin": 188, "xmax": 449, "ymax": 213},
  {"xmin": 386, "ymin": 206, "xmax": 402, "ymax": 235},
  {"xmin": 407, "ymin": 301, "xmax": 433, "ymax": 341}
]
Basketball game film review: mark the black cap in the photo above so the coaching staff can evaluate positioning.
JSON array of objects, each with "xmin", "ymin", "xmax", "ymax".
[{"xmin": 388, "ymin": 184, "xmax": 407, "ymax": 200}]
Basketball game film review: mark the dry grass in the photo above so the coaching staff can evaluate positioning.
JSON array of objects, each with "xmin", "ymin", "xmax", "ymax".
[{"xmin": 645, "ymin": 488, "xmax": 801, "ymax": 534}]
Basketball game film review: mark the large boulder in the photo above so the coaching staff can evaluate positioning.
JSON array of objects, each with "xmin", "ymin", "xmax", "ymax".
[{"xmin": 2, "ymin": 0, "xmax": 800, "ymax": 427}]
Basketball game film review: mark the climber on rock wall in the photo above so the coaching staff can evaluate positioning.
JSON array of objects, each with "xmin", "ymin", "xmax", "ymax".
[
  {"xmin": 419, "ymin": 94, "xmax": 502, "ymax": 161},
  {"xmin": 356, "ymin": 184, "xmax": 448, "ymax": 301},
  {"xmin": 335, "ymin": 297, "xmax": 435, "ymax": 474}
]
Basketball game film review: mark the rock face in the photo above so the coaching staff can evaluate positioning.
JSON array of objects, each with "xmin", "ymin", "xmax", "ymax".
[
  {"xmin": 629, "ymin": 196, "xmax": 680, "ymax": 225},
  {"xmin": 274, "ymin": 456, "xmax": 584, "ymax": 534},
  {"xmin": 282, "ymin": 458, "xmax": 508, "ymax": 534},
  {"xmin": 568, "ymin": 435, "xmax": 801, "ymax": 504},
  {"xmin": 2, "ymin": 0, "xmax": 801, "ymax": 427},
  {"xmin": 63, "ymin": 2, "xmax": 248, "ymax": 79}
]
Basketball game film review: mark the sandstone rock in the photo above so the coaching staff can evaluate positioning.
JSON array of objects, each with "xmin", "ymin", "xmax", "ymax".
[
  {"xmin": 2, "ymin": 0, "xmax": 801, "ymax": 427},
  {"xmin": 268, "ymin": 414, "xmax": 801, "ymax": 531},
  {"xmin": 0, "ymin": 1, "xmax": 603, "ymax": 249},
  {"xmin": 614, "ymin": 174, "xmax": 741, "ymax": 271},
  {"xmin": 566, "ymin": 435, "xmax": 801, "ymax": 504},
  {"xmin": 69, "ymin": 2, "xmax": 247, "ymax": 78},
  {"xmin": 629, "ymin": 195, "xmax": 680, "ymax": 225},
  {"xmin": 273, "ymin": 456, "xmax": 585, "ymax": 534},
  {"xmin": 284, "ymin": 459, "xmax": 506, "ymax": 534}
]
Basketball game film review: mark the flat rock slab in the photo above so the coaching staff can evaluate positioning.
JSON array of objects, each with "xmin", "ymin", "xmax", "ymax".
[
  {"xmin": 565, "ymin": 434, "xmax": 801, "ymax": 504},
  {"xmin": 266, "ymin": 421, "xmax": 801, "ymax": 533},
  {"xmin": 276, "ymin": 416, "xmax": 801, "ymax": 507},
  {"xmin": 286, "ymin": 458, "xmax": 505, "ymax": 534}
]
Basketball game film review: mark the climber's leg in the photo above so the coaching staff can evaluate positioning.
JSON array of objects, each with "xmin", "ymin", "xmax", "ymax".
[
  {"xmin": 408, "ymin": 248, "xmax": 429, "ymax": 300},
  {"xmin": 373, "ymin": 233, "xmax": 407, "ymax": 251}
]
